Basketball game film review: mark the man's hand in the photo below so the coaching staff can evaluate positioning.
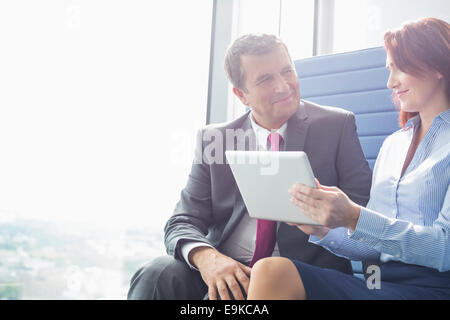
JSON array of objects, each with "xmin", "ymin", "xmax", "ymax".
[{"xmin": 189, "ymin": 247, "xmax": 251, "ymax": 300}]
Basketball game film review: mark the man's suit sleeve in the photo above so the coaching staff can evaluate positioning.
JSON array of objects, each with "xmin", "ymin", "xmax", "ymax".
[
  {"xmin": 164, "ymin": 127, "xmax": 215, "ymax": 260},
  {"xmin": 335, "ymin": 112, "xmax": 372, "ymax": 206}
]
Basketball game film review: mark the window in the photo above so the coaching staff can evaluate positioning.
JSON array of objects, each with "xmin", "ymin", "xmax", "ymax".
[
  {"xmin": 0, "ymin": 0, "xmax": 212, "ymax": 299},
  {"xmin": 333, "ymin": 0, "xmax": 450, "ymax": 53},
  {"xmin": 225, "ymin": 0, "xmax": 450, "ymax": 120},
  {"xmin": 279, "ymin": 0, "xmax": 315, "ymax": 60},
  {"xmin": 227, "ymin": 0, "xmax": 315, "ymax": 120}
]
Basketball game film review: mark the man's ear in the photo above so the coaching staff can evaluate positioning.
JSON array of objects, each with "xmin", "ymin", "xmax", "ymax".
[{"xmin": 233, "ymin": 87, "xmax": 249, "ymax": 106}]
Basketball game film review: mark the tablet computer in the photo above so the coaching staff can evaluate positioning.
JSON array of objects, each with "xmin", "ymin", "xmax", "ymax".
[{"xmin": 225, "ymin": 150, "xmax": 321, "ymax": 225}]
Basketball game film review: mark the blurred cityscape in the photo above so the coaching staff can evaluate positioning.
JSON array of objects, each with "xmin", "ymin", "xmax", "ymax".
[{"xmin": 0, "ymin": 216, "xmax": 165, "ymax": 299}]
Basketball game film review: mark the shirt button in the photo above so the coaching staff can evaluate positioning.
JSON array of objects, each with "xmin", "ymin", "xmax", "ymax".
[
  {"xmin": 330, "ymin": 241, "xmax": 335, "ymax": 246},
  {"xmin": 359, "ymin": 237, "xmax": 365, "ymax": 242},
  {"xmin": 395, "ymin": 254, "xmax": 401, "ymax": 258}
]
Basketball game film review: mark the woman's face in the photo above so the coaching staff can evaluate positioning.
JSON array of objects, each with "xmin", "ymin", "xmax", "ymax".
[{"xmin": 386, "ymin": 52, "xmax": 444, "ymax": 113}]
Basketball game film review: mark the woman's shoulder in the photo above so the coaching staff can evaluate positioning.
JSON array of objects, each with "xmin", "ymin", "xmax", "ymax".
[{"xmin": 380, "ymin": 126, "xmax": 413, "ymax": 150}]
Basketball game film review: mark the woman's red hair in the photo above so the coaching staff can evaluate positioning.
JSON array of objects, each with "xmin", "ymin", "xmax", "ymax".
[{"xmin": 384, "ymin": 17, "xmax": 450, "ymax": 128}]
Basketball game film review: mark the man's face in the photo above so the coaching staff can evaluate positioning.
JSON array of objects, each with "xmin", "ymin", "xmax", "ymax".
[{"xmin": 234, "ymin": 45, "xmax": 300, "ymax": 129}]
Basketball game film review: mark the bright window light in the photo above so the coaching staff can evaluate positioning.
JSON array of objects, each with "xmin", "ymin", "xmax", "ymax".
[{"xmin": 0, "ymin": 0, "xmax": 212, "ymax": 299}]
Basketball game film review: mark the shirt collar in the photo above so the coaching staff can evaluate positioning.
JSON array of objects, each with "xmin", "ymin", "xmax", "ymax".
[
  {"xmin": 249, "ymin": 113, "xmax": 287, "ymax": 150},
  {"xmin": 438, "ymin": 109, "xmax": 450, "ymax": 124},
  {"xmin": 405, "ymin": 109, "xmax": 450, "ymax": 129},
  {"xmin": 405, "ymin": 114, "xmax": 421, "ymax": 129}
]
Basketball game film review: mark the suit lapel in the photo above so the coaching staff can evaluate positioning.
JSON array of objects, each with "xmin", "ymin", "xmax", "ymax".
[
  {"xmin": 227, "ymin": 113, "xmax": 257, "ymax": 152},
  {"xmin": 284, "ymin": 101, "xmax": 309, "ymax": 152}
]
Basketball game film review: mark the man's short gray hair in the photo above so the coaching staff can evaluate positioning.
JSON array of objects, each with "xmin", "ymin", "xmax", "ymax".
[{"xmin": 224, "ymin": 34, "xmax": 291, "ymax": 92}]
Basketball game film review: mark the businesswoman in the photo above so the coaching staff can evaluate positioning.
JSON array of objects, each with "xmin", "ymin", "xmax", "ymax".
[{"xmin": 246, "ymin": 17, "xmax": 450, "ymax": 299}]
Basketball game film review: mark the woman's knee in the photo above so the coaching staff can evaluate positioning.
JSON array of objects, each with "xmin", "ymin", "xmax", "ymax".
[
  {"xmin": 251, "ymin": 257, "xmax": 294, "ymax": 280},
  {"xmin": 249, "ymin": 257, "xmax": 306, "ymax": 299}
]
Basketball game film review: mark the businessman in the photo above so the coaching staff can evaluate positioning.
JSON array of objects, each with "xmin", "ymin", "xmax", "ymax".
[{"xmin": 128, "ymin": 34, "xmax": 372, "ymax": 300}]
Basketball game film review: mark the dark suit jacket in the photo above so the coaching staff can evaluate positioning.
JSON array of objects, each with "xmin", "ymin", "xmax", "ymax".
[{"xmin": 164, "ymin": 100, "xmax": 372, "ymax": 274}]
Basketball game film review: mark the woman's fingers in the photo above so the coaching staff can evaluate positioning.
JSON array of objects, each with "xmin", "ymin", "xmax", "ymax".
[
  {"xmin": 292, "ymin": 191, "xmax": 319, "ymax": 207},
  {"xmin": 315, "ymin": 178, "xmax": 336, "ymax": 192},
  {"xmin": 288, "ymin": 179, "xmax": 355, "ymax": 229},
  {"xmin": 289, "ymin": 184, "xmax": 324, "ymax": 201},
  {"xmin": 290, "ymin": 191, "xmax": 328, "ymax": 226},
  {"xmin": 290, "ymin": 178, "xmax": 338, "ymax": 199},
  {"xmin": 291, "ymin": 197, "xmax": 320, "ymax": 217},
  {"xmin": 314, "ymin": 177, "xmax": 321, "ymax": 188}
]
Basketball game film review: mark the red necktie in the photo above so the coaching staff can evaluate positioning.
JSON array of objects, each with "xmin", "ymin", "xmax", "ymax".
[{"xmin": 249, "ymin": 132, "xmax": 282, "ymax": 267}]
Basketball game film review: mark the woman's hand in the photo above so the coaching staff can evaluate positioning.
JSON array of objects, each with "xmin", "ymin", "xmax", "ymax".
[{"xmin": 288, "ymin": 178, "xmax": 361, "ymax": 231}]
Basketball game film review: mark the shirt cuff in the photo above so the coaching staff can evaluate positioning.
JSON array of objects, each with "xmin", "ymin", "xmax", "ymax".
[
  {"xmin": 349, "ymin": 206, "xmax": 388, "ymax": 248},
  {"xmin": 309, "ymin": 227, "xmax": 346, "ymax": 252},
  {"xmin": 181, "ymin": 241, "xmax": 214, "ymax": 270}
]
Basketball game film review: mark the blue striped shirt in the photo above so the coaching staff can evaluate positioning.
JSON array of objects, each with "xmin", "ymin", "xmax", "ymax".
[{"xmin": 311, "ymin": 109, "xmax": 450, "ymax": 271}]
